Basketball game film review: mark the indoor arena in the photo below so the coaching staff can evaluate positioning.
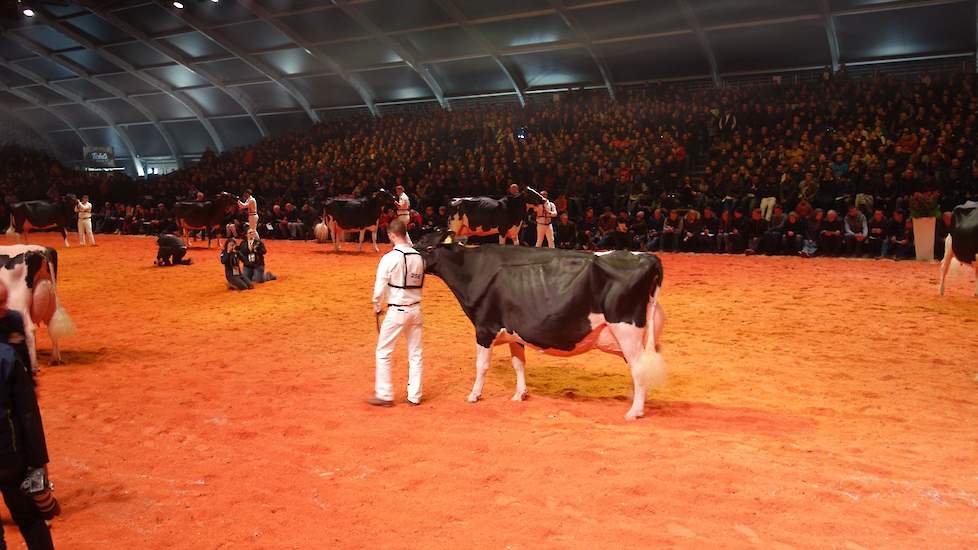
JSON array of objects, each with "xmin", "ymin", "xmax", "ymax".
[{"xmin": 2, "ymin": 0, "xmax": 978, "ymax": 549}]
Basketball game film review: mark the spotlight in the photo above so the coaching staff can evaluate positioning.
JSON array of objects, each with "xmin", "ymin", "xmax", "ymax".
[
  {"xmin": 172, "ymin": 1, "xmax": 183, "ymax": 8},
  {"xmin": 22, "ymin": 8, "xmax": 34, "ymax": 17},
  {"xmin": 211, "ymin": 0, "xmax": 219, "ymax": 3}
]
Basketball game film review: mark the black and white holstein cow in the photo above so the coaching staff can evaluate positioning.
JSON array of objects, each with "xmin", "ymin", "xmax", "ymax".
[
  {"xmin": 0, "ymin": 245, "xmax": 75, "ymax": 369},
  {"xmin": 6, "ymin": 196, "xmax": 78, "ymax": 247},
  {"xmin": 939, "ymin": 201, "xmax": 978, "ymax": 296},
  {"xmin": 415, "ymin": 231, "xmax": 666, "ymax": 420},
  {"xmin": 173, "ymin": 192, "xmax": 238, "ymax": 247},
  {"xmin": 316, "ymin": 189, "xmax": 396, "ymax": 252},
  {"xmin": 447, "ymin": 187, "xmax": 545, "ymax": 245}
]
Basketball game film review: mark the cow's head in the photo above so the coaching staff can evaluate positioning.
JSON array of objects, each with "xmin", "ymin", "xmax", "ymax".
[
  {"xmin": 373, "ymin": 188, "xmax": 397, "ymax": 208},
  {"xmin": 414, "ymin": 229, "xmax": 460, "ymax": 273},
  {"xmin": 522, "ymin": 187, "xmax": 545, "ymax": 206},
  {"xmin": 214, "ymin": 192, "xmax": 238, "ymax": 211}
]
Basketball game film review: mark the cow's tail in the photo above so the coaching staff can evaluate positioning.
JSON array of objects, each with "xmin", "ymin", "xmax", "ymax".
[
  {"xmin": 638, "ymin": 285, "xmax": 666, "ymax": 390},
  {"xmin": 48, "ymin": 299, "xmax": 76, "ymax": 341}
]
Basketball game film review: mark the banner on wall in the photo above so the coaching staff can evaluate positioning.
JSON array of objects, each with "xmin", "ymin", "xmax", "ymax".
[{"xmin": 83, "ymin": 146, "xmax": 115, "ymax": 167}]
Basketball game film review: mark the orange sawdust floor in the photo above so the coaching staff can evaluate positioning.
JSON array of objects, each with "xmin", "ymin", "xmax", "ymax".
[{"xmin": 2, "ymin": 233, "xmax": 977, "ymax": 549}]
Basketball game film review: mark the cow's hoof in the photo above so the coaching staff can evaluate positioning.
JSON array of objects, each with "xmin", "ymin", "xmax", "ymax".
[
  {"xmin": 48, "ymin": 360, "xmax": 63, "ymax": 367},
  {"xmin": 624, "ymin": 410, "xmax": 644, "ymax": 421},
  {"xmin": 466, "ymin": 394, "xmax": 481, "ymax": 403},
  {"xmin": 511, "ymin": 392, "xmax": 528, "ymax": 402}
]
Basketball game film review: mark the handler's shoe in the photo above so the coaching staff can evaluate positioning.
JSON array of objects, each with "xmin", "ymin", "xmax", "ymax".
[
  {"xmin": 406, "ymin": 399, "xmax": 421, "ymax": 406},
  {"xmin": 367, "ymin": 397, "xmax": 394, "ymax": 407}
]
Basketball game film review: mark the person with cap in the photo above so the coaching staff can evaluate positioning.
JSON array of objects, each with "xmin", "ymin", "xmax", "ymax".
[
  {"xmin": 369, "ymin": 218, "xmax": 424, "ymax": 407},
  {"xmin": 74, "ymin": 194, "xmax": 95, "ymax": 246}
]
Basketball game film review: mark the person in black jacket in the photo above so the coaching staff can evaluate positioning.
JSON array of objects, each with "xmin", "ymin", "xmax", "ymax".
[
  {"xmin": 0, "ymin": 283, "xmax": 55, "ymax": 550},
  {"xmin": 780, "ymin": 211, "xmax": 806, "ymax": 255},
  {"xmin": 221, "ymin": 238, "xmax": 253, "ymax": 291},
  {"xmin": 819, "ymin": 209, "xmax": 845, "ymax": 256},
  {"xmin": 238, "ymin": 229, "xmax": 277, "ymax": 283}
]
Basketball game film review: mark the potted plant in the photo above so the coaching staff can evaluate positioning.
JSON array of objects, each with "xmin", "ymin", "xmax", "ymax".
[{"xmin": 909, "ymin": 191, "xmax": 940, "ymax": 261}]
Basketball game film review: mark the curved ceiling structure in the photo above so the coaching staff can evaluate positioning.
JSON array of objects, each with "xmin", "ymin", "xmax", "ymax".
[{"xmin": 0, "ymin": 0, "xmax": 975, "ymax": 172}]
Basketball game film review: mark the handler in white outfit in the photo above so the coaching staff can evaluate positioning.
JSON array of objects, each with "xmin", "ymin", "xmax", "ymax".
[
  {"xmin": 75, "ymin": 194, "xmax": 95, "ymax": 246},
  {"xmin": 534, "ymin": 190, "xmax": 557, "ymax": 248},
  {"xmin": 238, "ymin": 189, "xmax": 259, "ymax": 232},
  {"xmin": 369, "ymin": 218, "xmax": 425, "ymax": 407},
  {"xmin": 394, "ymin": 184, "xmax": 411, "ymax": 225}
]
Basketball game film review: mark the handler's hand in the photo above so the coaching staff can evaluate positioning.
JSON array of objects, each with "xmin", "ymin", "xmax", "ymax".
[{"xmin": 373, "ymin": 303, "xmax": 382, "ymax": 315}]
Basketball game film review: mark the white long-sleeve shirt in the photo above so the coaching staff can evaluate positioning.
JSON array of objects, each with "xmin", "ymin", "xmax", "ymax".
[
  {"xmin": 238, "ymin": 196, "xmax": 257, "ymax": 216},
  {"xmin": 75, "ymin": 200, "xmax": 93, "ymax": 220},
  {"xmin": 396, "ymin": 193, "xmax": 411, "ymax": 216},
  {"xmin": 534, "ymin": 200, "xmax": 557, "ymax": 225},
  {"xmin": 373, "ymin": 244, "xmax": 424, "ymax": 307}
]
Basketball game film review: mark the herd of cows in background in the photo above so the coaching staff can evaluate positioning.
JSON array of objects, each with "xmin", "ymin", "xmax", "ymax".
[{"xmin": 2, "ymin": 192, "xmax": 976, "ymax": 419}]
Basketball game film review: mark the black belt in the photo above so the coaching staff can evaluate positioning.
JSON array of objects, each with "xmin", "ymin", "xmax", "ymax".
[{"xmin": 389, "ymin": 302, "xmax": 419, "ymax": 307}]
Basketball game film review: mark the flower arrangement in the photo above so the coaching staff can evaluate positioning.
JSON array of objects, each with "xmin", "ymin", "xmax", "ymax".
[{"xmin": 909, "ymin": 191, "xmax": 941, "ymax": 218}]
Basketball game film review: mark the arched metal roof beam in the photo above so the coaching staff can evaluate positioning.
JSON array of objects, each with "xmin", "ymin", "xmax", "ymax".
[
  {"xmin": 548, "ymin": 0, "xmax": 617, "ymax": 101},
  {"xmin": 0, "ymin": 89, "xmax": 87, "ymax": 156},
  {"xmin": 330, "ymin": 0, "xmax": 449, "ymax": 110},
  {"xmin": 817, "ymin": 0, "xmax": 841, "ymax": 72},
  {"xmin": 79, "ymin": 0, "xmax": 267, "ymax": 140},
  {"xmin": 238, "ymin": 0, "xmax": 379, "ymax": 116},
  {"xmin": 676, "ymin": 0, "xmax": 720, "ymax": 87},
  {"xmin": 150, "ymin": 0, "xmax": 320, "ymax": 123},
  {"xmin": 432, "ymin": 0, "xmax": 526, "ymax": 107},
  {"xmin": 3, "ymin": 30, "xmax": 182, "ymax": 167},
  {"xmin": 0, "ymin": 56, "xmax": 144, "ymax": 175},
  {"xmin": 33, "ymin": 7, "xmax": 222, "ymax": 156}
]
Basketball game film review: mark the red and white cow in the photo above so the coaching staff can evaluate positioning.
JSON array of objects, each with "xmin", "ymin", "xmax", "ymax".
[{"xmin": 0, "ymin": 245, "xmax": 75, "ymax": 368}]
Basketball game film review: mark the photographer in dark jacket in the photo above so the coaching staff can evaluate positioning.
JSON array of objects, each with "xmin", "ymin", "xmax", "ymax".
[
  {"xmin": 0, "ymin": 283, "xmax": 55, "ymax": 550},
  {"xmin": 238, "ymin": 228, "xmax": 277, "ymax": 283}
]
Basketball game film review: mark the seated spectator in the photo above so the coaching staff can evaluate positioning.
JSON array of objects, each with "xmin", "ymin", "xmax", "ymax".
[
  {"xmin": 764, "ymin": 206, "xmax": 786, "ymax": 254},
  {"xmin": 679, "ymin": 210, "xmax": 701, "ymax": 252},
  {"xmin": 781, "ymin": 211, "xmax": 806, "ymax": 255},
  {"xmin": 819, "ymin": 210, "xmax": 844, "ymax": 256},
  {"xmin": 660, "ymin": 210, "xmax": 681, "ymax": 252},
  {"xmin": 720, "ymin": 209, "xmax": 746, "ymax": 254},
  {"xmin": 843, "ymin": 205, "xmax": 869, "ymax": 257},
  {"xmin": 698, "ymin": 206, "xmax": 719, "ymax": 253},
  {"xmin": 744, "ymin": 208, "xmax": 768, "ymax": 255},
  {"xmin": 577, "ymin": 206, "xmax": 598, "ymax": 250},
  {"xmin": 801, "ymin": 209, "xmax": 824, "ymax": 258},
  {"xmin": 867, "ymin": 209, "xmax": 888, "ymax": 258},
  {"xmin": 882, "ymin": 210, "xmax": 913, "ymax": 260},
  {"xmin": 643, "ymin": 208, "xmax": 665, "ymax": 252},
  {"xmin": 628, "ymin": 211, "xmax": 648, "ymax": 251},
  {"xmin": 554, "ymin": 212, "xmax": 577, "ymax": 249}
]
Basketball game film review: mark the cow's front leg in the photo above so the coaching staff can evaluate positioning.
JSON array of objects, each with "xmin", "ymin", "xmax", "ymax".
[
  {"xmin": 333, "ymin": 225, "xmax": 341, "ymax": 251},
  {"xmin": 468, "ymin": 344, "xmax": 492, "ymax": 403},
  {"xmin": 371, "ymin": 226, "xmax": 379, "ymax": 252},
  {"xmin": 509, "ymin": 343, "xmax": 527, "ymax": 401},
  {"xmin": 62, "ymin": 227, "xmax": 70, "ymax": 247},
  {"xmin": 498, "ymin": 233, "xmax": 506, "ymax": 245}
]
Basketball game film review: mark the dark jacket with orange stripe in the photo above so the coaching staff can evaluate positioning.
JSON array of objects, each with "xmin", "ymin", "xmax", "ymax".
[{"xmin": 0, "ymin": 343, "xmax": 48, "ymax": 469}]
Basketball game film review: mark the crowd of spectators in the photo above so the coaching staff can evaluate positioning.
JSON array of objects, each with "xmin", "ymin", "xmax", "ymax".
[{"xmin": 2, "ymin": 68, "xmax": 977, "ymax": 259}]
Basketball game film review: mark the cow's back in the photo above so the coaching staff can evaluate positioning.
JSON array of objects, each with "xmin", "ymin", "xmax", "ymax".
[{"xmin": 952, "ymin": 202, "xmax": 978, "ymax": 263}]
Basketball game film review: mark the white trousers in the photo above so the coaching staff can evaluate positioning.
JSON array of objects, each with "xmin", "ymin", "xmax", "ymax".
[
  {"xmin": 375, "ymin": 305, "xmax": 423, "ymax": 403},
  {"xmin": 78, "ymin": 218, "xmax": 95, "ymax": 245},
  {"xmin": 248, "ymin": 214, "xmax": 259, "ymax": 232},
  {"xmin": 536, "ymin": 223, "xmax": 555, "ymax": 248}
]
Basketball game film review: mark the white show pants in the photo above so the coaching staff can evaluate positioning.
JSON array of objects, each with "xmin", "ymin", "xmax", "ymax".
[
  {"xmin": 536, "ymin": 223, "xmax": 555, "ymax": 248},
  {"xmin": 375, "ymin": 304, "xmax": 423, "ymax": 403},
  {"xmin": 759, "ymin": 197, "xmax": 777, "ymax": 221},
  {"xmin": 78, "ymin": 218, "xmax": 95, "ymax": 245},
  {"xmin": 248, "ymin": 214, "xmax": 259, "ymax": 231}
]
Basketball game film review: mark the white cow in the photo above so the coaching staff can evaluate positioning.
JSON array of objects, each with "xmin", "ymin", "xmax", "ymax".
[{"xmin": 0, "ymin": 245, "xmax": 75, "ymax": 368}]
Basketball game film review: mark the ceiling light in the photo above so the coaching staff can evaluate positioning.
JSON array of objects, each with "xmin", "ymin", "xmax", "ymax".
[
  {"xmin": 23, "ymin": 8, "xmax": 35, "ymax": 17},
  {"xmin": 211, "ymin": 0, "xmax": 219, "ymax": 3},
  {"xmin": 172, "ymin": 1, "xmax": 184, "ymax": 8}
]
